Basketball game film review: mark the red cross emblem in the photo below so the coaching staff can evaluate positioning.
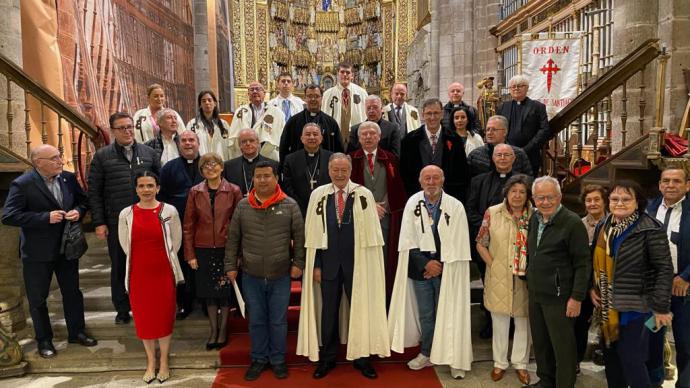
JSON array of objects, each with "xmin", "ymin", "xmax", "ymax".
[{"xmin": 539, "ymin": 58, "xmax": 561, "ymax": 93}]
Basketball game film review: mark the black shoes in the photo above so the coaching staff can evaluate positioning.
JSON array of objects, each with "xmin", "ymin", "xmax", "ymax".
[
  {"xmin": 354, "ymin": 360, "xmax": 377, "ymax": 379},
  {"xmin": 272, "ymin": 362, "xmax": 288, "ymax": 379},
  {"xmin": 176, "ymin": 307, "xmax": 190, "ymax": 320},
  {"xmin": 115, "ymin": 311, "xmax": 131, "ymax": 324},
  {"xmin": 68, "ymin": 332, "xmax": 98, "ymax": 347},
  {"xmin": 244, "ymin": 361, "xmax": 269, "ymax": 381},
  {"xmin": 313, "ymin": 361, "xmax": 336, "ymax": 379},
  {"xmin": 479, "ymin": 321, "xmax": 493, "ymax": 339},
  {"xmin": 37, "ymin": 340, "xmax": 57, "ymax": 358}
]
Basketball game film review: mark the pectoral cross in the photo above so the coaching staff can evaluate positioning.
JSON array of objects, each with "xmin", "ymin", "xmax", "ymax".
[{"xmin": 310, "ymin": 179, "xmax": 317, "ymax": 190}]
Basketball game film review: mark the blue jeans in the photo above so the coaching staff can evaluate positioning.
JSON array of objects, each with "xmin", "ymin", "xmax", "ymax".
[
  {"xmin": 241, "ymin": 273, "xmax": 291, "ymax": 365},
  {"xmin": 672, "ymin": 294, "xmax": 690, "ymax": 388},
  {"xmin": 412, "ymin": 276, "xmax": 441, "ymax": 356}
]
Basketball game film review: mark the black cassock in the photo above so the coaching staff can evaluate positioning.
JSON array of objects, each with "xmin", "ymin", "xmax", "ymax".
[{"xmin": 279, "ymin": 110, "xmax": 344, "ymax": 164}]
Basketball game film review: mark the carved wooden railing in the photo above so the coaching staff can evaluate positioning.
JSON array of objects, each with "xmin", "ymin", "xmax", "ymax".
[
  {"xmin": 544, "ymin": 39, "xmax": 668, "ymax": 184},
  {"xmin": 0, "ymin": 52, "xmax": 107, "ymax": 186}
]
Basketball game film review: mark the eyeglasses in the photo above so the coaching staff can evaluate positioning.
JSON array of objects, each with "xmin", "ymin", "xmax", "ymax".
[
  {"xmin": 485, "ymin": 128, "xmax": 506, "ymax": 133},
  {"xmin": 509, "ymin": 84, "xmax": 528, "ymax": 90},
  {"xmin": 609, "ymin": 196, "xmax": 635, "ymax": 205},
  {"xmin": 494, "ymin": 153, "xmax": 514, "ymax": 158},
  {"xmin": 534, "ymin": 195, "xmax": 559, "ymax": 203},
  {"xmin": 112, "ymin": 125, "xmax": 134, "ymax": 131},
  {"xmin": 248, "ymin": 87, "xmax": 264, "ymax": 92},
  {"xmin": 203, "ymin": 162, "xmax": 220, "ymax": 169},
  {"xmin": 37, "ymin": 155, "xmax": 64, "ymax": 163}
]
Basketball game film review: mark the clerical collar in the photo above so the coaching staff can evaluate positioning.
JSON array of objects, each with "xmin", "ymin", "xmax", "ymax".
[
  {"xmin": 305, "ymin": 149, "xmax": 319, "ymax": 157},
  {"xmin": 499, "ymin": 173, "xmax": 508, "ymax": 178},
  {"xmin": 243, "ymin": 153, "xmax": 259, "ymax": 163},
  {"xmin": 309, "ymin": 112, "xmax": 318, "ymax": 117},
  {"xmin": 186, "ymin": 158, "xmax": 196, "ymax": 164}
]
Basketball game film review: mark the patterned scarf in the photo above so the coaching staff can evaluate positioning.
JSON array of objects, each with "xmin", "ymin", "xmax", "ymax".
[
  {"xmin": 513, "ymin": 207, "xmax": 530, "ymax": 276},
  {"xmin": 593, "ymin": 211, "xmax": 639, "ymax": 346}
]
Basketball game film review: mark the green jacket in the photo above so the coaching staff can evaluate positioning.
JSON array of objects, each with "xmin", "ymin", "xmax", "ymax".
[{"xmin": 526, "ymin": 206, "xmax": 591, "ymax": 304}]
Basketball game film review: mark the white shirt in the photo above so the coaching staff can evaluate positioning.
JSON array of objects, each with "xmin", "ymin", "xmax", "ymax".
[
  {"xmin": 269, "ymin": 94, "xmax": 305, "ymax": 120},
  {"xmin": 160, "ymin": 136, "xmax": 179, "ymax": 166},
  {"xmin": 655, "ymin": 199, "xmax": 682, "ymax": 273},
  {"xmin": 425, "ymin": 127, "xmax": 442, "ymax": 149}
]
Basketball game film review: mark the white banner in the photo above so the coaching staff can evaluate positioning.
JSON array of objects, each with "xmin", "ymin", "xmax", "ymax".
[{"xmin": 521, "ymin": 33, "xmax": 582, "ymax": 118}]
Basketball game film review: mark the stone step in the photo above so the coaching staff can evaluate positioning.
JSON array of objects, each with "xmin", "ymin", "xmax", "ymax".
[
  {"xmin": 20, "ymin": 337, "xmax": 220, "ymax": 373},
  {"xmin": 28, "ymin": 310, "xmax": 214, "ymax": 340},
  {"xmin": 48, "ymin": 286, "xmax": 114, "ymax": 311}
]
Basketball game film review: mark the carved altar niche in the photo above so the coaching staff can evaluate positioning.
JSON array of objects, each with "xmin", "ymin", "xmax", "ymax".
[{"xmin": 230, "ymin": 0, "xmax": 419, "ymax": 105}]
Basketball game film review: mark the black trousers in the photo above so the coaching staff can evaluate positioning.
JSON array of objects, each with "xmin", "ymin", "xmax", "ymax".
[
  {"xmin": 319, "ymin": 266, "xmax": 369, "ymax": 366},
  {"xmin": 603, "ymin": 315, "xmax": 651, "ymax": 388},
  {"xmin": 176, "ymin": 246, "xmax": 196, "ymax": 311},
  {"xmin": 23, "ymin": 256, "xmax": 85, "ymax": 342},
  {"xmin": 106, "ymin": 223, "xmax": 130, "ymax": 313},
  {"xmin": 574, "ymin": 296, "xmax": 594, "ymax": 363},
  {"xmin": 529, "ymin": 298, "xmax": 577, "ymax": 388}
]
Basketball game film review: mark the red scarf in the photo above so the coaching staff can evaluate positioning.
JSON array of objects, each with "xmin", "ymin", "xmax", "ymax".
[{"xmin": 248, "ymin": 184, "xmax": 287, "ymax": 209}]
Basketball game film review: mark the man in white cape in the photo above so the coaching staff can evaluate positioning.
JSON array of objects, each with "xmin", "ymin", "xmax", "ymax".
[
  {"xmin": 382, "ymin": 83, "xmax": 420, "ymax": 135},
  {"xmin": 388, "ymin": 165, "xmax": 473, "ymax": 379},
  {"xmin": 321, "ymin": 62, "xmax": 368, "ymax": 149},
  {"xmin": 297, "ymin": 153, "xmax": 390, "ymax": 379},
  {"xmin": 228, "ymin": 81, "xmax": 285, "ymax": 161}
]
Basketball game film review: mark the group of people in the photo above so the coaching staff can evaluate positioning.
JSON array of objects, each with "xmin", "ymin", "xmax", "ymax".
[{"xmin": 2, "ymin": 60, "xmax": 688, "ymax": 388}]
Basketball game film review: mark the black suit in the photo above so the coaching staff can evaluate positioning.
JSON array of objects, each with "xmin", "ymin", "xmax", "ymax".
[
  {"xmin": 346, "ymin": 119, "xmax": 401, "ymax": 158},
  {"xmin": 400, "ymin": 126, "xmax": 470, "ymax": 202},
  {"xmin": 281, "ymin": 149, "xmax": 332, "ymax": 216},
  {"xmin": 222, "ymin": 154, "xmax": 276, "ymax": 196},
  {"xmin": 2, "ymin": 169, "xmax": 88, "ymax": 342},
  {"xmin": 498, "ymin": 97, "xmax": 551, "ymax": 174}
]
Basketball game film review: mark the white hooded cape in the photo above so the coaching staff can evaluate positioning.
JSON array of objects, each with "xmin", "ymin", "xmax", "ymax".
[
  {"xmin": 228, "ymin": 102, "xmax": 285, "ymax": 161},
  {"xmin": 388, "ymin": 191, "xmax": 473, "ymax": 371},
  {"xmin": 382, "ymin": 102, "xmax": 421, "ymax": 134},
  {"xmin": 297, "ymin": 182, "xmax": 391, "ymax": 361}
]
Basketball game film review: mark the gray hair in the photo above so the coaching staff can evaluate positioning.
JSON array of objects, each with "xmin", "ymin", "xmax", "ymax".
[
  {"xmin": 365, "ymin": 94, "xmax": 382, "ymax": 106},
  {"xmin": 156, "ymin": 108, "xmax": 177, "ymax": 123},
  {"xmin": 487, "ymin": 115, "xmax": 509, "ymax": 130},
  {"xmin": 508, "ymin": 75, "xmax": 530, "ymax": 89},
  {"xmin": 358, "ymin": 121, "xmax": 381, "ymax": 135},
  {"xmin": 492, "ymin": 143, "xmax": 513, "ymax": 155},
  {"xmin": 178, "ymin": 129, "xmax": 199, "ymax": 141},
  {"xmin": 302, "ymin": 122, "xmax": 321, "ymax": 134},
  {"xmin": 532, "ymin": 176, "xmax": 561, "ymax": 195},
  {"xmin": 328, "ymin": 152, "xmax": 352, "ymax": 167},
  {"xmin": 238, "ymin": 128, "xmax": 259, "ymax": 140}
]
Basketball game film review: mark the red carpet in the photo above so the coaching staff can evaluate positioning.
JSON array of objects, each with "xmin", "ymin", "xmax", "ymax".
[{"xmin": 212, "ymin": 363, "xmax": 442, "ymax": 388}]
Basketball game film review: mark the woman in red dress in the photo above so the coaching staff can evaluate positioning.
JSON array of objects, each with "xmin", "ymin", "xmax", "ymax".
[{"xmin": 118, "ymin": 171, "xmax": 184, "ymax": 383}]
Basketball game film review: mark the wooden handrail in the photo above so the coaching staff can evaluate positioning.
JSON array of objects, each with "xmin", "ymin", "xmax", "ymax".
[
  {"xmin": 0, "ymin": 52, "xmax": 99, "ymax": 140},
  {"xmin": 548, "ymin": 39, "xmax": 662, "ymax": 135}
]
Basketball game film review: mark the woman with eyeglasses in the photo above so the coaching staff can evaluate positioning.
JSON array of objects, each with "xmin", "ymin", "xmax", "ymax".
[
  {"xmin": 450, "ymin": 105, "xmax": 484, "ymax": 155},
  {"xmin": 118, "ymin": 170, "xmax": 184, "ymax": 383},
  {"xmin": 186, "ymin": 90, "xmax": 231, "ymax": 160},
  {"xmin": 590, "ymin": 180, "xmax": 673, "ymax": 388},
  {"xmin": 475, "ymin": 174, "xmax": 533, "ymax": 385},
  {"xmin": 133, "ymin": 83, "xmax": 186, "ymax": 143},
  {"xmin": 183, "ymin": 152, "xmax": 242, "ymax": 350}
]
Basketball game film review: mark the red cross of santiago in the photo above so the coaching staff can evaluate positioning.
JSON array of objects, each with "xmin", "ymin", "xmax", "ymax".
[{"xmin": 539, "ymin": 58, "xmax": 561, "ymax": 93}]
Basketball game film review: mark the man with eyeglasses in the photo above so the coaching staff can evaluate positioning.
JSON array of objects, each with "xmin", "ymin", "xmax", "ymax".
[
  {"xmin": 646, "ymin": 167, "xmax": 690, "ymax": 387},
  {"xmin": 346, "ymin": 95, "xmax": 401, "ymax": 158},
  {"xmin": 268, "ymin": 72, "xmax": 305, "ymax": 122},
  {"xmin": 88, "ymin": 112, "xmax": 161, "ymax": 324},
  {"xmin": 524, "ymin": 176, "xmax": 590, "ymax": 388},
  {"xmin": 223, "ymin": 129, "xmax": 277, "ymax": 196},
  {"xmin": 498, "ymin": 75, "xmax": 551, "ymax": 175},
  {"xmin": 466, "ymin": 143, "xmax": 523, "ymax": 339},
  {"xmin": 228, "ymin": 81, "xmax": 286, "ymax": 161},
  {"xmin": 467, "ymin": 115, "xmax": 533, "ymax": 177},
  {"xmin": 279, "ymin": 84, "xmax": 344, "ymax": 164},
  {"xmin": 3, "ymin": 144, "xmax": 97, "ymax": 358}
]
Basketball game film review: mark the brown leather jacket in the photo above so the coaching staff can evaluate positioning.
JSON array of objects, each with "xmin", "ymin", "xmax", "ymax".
[{"xmin": 183, "ymin": 179, "xmax": 242, "ymax": 261}]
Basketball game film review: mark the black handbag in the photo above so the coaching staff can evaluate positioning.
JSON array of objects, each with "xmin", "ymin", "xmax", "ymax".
[{"xmin": 61, "ymin": 221, "xmax": 88, "ymax": 261}]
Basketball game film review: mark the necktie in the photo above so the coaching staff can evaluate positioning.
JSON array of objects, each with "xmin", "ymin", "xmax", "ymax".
[
  {"xmin": 48, "ymin": 177, "xmax": 63, "ymax": 207},
  {"xmin": 124, "ymin": 146, "xmax": 133, "ymax": 162},
  {"xmin": 395, "ymin": 106, "xmax": 402, "ymax": 123},
  {"xmin": 340, "ymin": 88, "xmax": 351, "ymax": 146},
  {"xmin": 430, "ymin": 134, "xmax": 438, "ymax": 154},
  {"xmin": 337, "ymin": 189, "xmax": 345, "ymax": 222},
  {"xmin": 663, "ymin": 206, "xmax": 673, "ymax": 230},
  {"xmin": 367, "ymin": 153, "xmax": 375, "ymax": 175},
  {"xmin": 282, "ymin": 99, "xmax": 291, "ymax": 122}
]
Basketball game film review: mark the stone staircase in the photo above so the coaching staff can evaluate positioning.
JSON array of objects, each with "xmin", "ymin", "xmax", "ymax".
[{"xmin": 19, "ymin": 233, "xmax": 222, "ymax": 373}]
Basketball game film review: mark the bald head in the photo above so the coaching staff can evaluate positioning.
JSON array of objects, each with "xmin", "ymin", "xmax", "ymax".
[
  {"xmin": 30, "ymin": 144, "xmax": 59, "ymax": 162},
  {"xmin": 492, "ymin": 143, "xmax": 515, "ymax": 174},
  {"xmin": 447, "ymin": 82, "xmax": 465, "ymax": 104},
  {"xmin": 31, "ymin": 144, "xmax": 63, "ymax": 177},
  {"xmin": 419, "ymin": 165, "xmax": 445, "ymax": 201}
]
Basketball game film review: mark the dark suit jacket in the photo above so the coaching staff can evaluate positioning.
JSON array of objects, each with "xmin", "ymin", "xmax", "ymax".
[
  {"xmin": 400, "ymin": 126, "xmax": 470, "ymax": 203},
  {"xmin": 222, "ymin": 154, "xmax": 276, "ymax": 195},
  {"xmin": 466, "ymin": 170, "xmax": 514, "ymax": 232},
  {"xmin": 499, "ymin": 97, "xmax": 551, "ymax": 170},
  {"xmin": 2, "ymin": 169, "xmax": 87, "ymax": 262},
  {"xmin": 281, "ymin": 149, "xmax": 332, "ymax": 216},
  {"xmin": 346, "ymin": 119, "xmax": 401, "ymax": 158},
  {"xmin": 159, "ymin": 156, "xmax": 204, "ymax": 221},
  {"xmin": 314, "ymin": 194, "xmax": 355, "ymax": 280},
  {"xmin": 647, "ymin": 195, "xmax": 690, "ymax": 281}
]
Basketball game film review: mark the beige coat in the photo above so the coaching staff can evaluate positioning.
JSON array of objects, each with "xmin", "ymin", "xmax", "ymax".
[{"xmin": 483, "ymin": 203, "xmax": 530, "ymax": 317}]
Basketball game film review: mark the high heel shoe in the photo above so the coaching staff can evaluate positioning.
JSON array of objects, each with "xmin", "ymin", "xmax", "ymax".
[
  {"xmin": 157, "ymin": 369, "xmax": 170, "ymax": 383},
  {"xmin": 142, "ymin": 370, "xmax": 156, "ymax": 384},
  {"xmin": 206, "ymin": 331, "xmax": 218, "ymax": 351}
]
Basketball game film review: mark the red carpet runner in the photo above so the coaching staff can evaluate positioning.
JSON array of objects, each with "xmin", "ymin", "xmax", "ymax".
[{"xmin": 212, "ymin": 281, "xmax": 442, "ymax": 387}]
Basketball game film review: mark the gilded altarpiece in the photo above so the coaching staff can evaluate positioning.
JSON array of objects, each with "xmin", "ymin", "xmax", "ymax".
[{"xmin": 230, "ymin": 0, "xmax": 419, "ymax": 104}]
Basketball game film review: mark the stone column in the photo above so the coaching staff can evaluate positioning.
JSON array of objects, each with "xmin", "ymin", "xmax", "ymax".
[
  {"xmin": 658, "ymin": 0, "xmax": 690, "ymax": 133},
  {"xmin": 193, "ymin": 0, "xmax": 211, "ymax": 97},
  {"xmin": 429, "ymin": 0, "xmax": 440, "ymax": 98},
  {"xmin": 0, "ymin": 0, "xmax": 27, "ymax": 157}
]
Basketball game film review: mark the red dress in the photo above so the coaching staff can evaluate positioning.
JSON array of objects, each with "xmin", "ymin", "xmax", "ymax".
[{"xmin": 129, "ymin": 204, "xmax": 176, "ymax": 339}]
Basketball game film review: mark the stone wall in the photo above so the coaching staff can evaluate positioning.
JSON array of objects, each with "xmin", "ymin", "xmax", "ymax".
[{"xmin": 0, "ymin": 0, "xmax": 27, "ymax": 157}]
